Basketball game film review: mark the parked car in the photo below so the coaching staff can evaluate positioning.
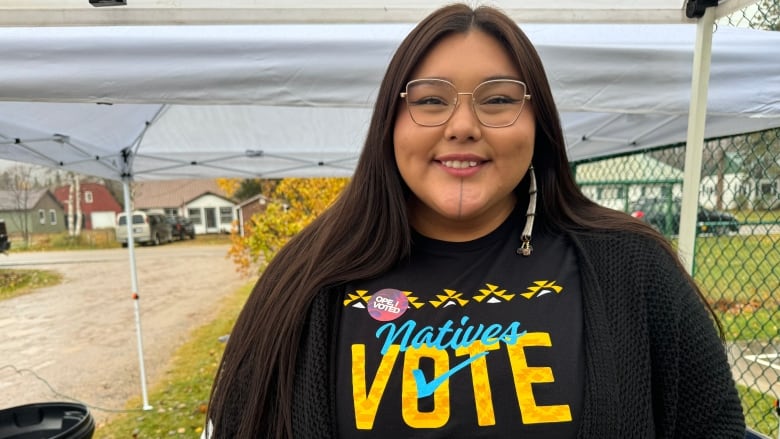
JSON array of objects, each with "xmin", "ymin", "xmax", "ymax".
[
  {"xmin": 167, "ymin": 215, "xmax": 196, "ymax": 240},
  {"xmin": 0, "ymin": 220, "xmax": 10, "ymax": 253},
  {"xmin": 115, "ymin": 211, "xmax": 173, "ymax": 247},
  {"xmin": 630, "ymin": 198, "xmax": 740, "ymax": 236}
]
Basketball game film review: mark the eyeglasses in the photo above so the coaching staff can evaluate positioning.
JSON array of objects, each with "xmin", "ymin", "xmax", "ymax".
[{"xmin": 400, "ymin": 78, "xmax": 531, "ymax": 128}]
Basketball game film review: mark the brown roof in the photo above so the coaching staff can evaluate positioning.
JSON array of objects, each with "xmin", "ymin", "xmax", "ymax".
[{"xmin": 132, "ymin": 179, "xmax": 232, "ymax": 210}]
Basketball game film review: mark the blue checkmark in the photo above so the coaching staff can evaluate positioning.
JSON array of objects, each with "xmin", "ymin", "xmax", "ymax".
[{"xmin": 412, "ymin": 352, "xmax": 489, "ymax": 398}]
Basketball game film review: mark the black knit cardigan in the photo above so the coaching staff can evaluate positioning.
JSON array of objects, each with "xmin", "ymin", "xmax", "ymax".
[{"xmin": 222, "ymin": 229, "xmax": 747, "ymax": 438}]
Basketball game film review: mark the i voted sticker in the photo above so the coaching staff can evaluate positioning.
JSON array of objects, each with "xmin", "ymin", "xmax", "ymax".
[{"xmin": 367, "ymin": 288, "xmax": 409, "ymax": 322}]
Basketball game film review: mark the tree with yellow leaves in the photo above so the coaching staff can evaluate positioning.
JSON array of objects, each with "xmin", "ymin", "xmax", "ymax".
[
  {"xmin": 216, "ymin": 178, "xmax": 242, "ymax": 199},
  {"xmin": 228, "ymin": 177, "xmax": 349, "ymax": 276}
]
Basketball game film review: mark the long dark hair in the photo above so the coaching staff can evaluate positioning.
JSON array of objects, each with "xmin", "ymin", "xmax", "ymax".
[{"xmin": 207, "ymin": 4, "xmax": 716, "ymax": 437}]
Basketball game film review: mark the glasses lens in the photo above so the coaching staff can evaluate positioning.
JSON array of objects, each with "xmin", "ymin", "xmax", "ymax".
[
  {"xmin": 473, "ymin": 80, "xmax": 527, "ymax": 127},
  {"xmin": 404, "ymin": 80, "xmax": 456, "ymax": 126}
]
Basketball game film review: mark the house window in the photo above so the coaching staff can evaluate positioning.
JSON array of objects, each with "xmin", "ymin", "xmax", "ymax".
[
  {"xmin": 596, "ymin": 186, "xmax": 624, "ymax": 200},
  {"xmin": 188, "ymin": 208, "xmax": 202, "ymax": 225},
  {"xmin": 84, "ymin": 191, "xmax": 93, "ymax": 203},
  {"xmin": 164, "ymin": 208, "xmax": 178, "ymax": 217},
  {"xmin": 39, "ymin": 209, "xmax": 46, "ymax": 224},
  {"xmin": 219, "ymin": 207, "xmax": 233, "ymax": 224},
  {"xmin": 760, "ymin": 182, "xmax": 776, "ymax": 195},
  {"xmin": 49, "ymin": 209, "xmax": 57, "ymax": 225}
]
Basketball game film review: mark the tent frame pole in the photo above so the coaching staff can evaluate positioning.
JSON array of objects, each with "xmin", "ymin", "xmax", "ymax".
[
  {"xmin": 122, "ymin": 178, "xmax": 153, "ymax": 410},
  {"xmin": 678, "ymin": 5, "xmax": 715, "ymax": 274}
]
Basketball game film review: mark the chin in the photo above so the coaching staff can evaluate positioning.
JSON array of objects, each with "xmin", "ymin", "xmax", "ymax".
[{"xmin": 439, "ymin": 204, "xmax": 482, "ymax": 220}]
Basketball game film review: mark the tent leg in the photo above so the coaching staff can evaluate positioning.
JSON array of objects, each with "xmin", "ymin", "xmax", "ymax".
[
  {"xmin": 122, "ymin": 179, "xmax": 153, "ymax": 411},
  {"xmin": 678, "ymin": 6, "xmax": 715, "ymax": 274}
]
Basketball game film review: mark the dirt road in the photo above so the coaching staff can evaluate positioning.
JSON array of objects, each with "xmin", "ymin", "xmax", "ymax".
[{"xmin": 0, "ymin": 244, "xmax": 251, "ymax": 425}]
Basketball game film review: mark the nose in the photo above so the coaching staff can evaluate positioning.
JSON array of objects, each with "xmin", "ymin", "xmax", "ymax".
[{"xmin": 445, "ymin": 94, "xmax": 482, "ymax": 141}]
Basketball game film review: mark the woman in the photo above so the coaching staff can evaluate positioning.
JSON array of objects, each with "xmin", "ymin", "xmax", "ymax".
[{"xmin": 207, "ymin": 4, "xmax": 745, "ymax": 437}]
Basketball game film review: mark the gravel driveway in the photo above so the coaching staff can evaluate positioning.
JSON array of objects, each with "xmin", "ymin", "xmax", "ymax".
[{"xmin": 0, "ymin": 244, "xmax": 250, "ymax": 426}]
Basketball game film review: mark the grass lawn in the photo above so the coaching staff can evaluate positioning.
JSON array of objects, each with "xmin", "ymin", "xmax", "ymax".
[
  {"xmin": 694, "ymin": 234, "xmax": 779, "ymax": 303},
  {"xmin": 6, "ymin": 230, "xmax": 232, "ymax": 252},
  {"xmin": 691, "ymin": 234, "xmax": 779, "ymax": 342},
  {"xmin": 0, "ymin": 268, "xmax": 61, "ymax": 300},
  {"xmin": 718, "ymin": 307, "xmax": 779, "ymax": 342},
  {"xmin": 735, "ymin": 209, "xmax": 780, "ymax": 224},
  {"xmin": 95, "ymin": 282, "xmax": 252, "ymax": 438},
  {"xmin": 739, "ymin": 384, "xmax": 780, "ymax": 436}
]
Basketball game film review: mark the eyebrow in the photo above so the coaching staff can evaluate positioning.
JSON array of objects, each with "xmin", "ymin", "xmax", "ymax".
[{"xmin": 484, "ymin": 75, "xmax": 523, "ymax": 82}]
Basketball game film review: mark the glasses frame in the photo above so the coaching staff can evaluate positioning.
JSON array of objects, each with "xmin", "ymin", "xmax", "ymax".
[{"xmin": 399, "ymin": 78, "xmax": 531, "ymax": 128}]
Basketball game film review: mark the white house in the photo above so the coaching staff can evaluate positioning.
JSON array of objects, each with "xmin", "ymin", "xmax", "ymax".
[
  {"xmin": 131, "ymin": 179, "xmax": 237, "ymax": 234},
  {"xmin": 184, "ymin": 192, "xmax": 236, "ymax": 234},
  {"xmin": 575, "ymin": 154, "xmax": 684, "ymax": 212},
  {"xmin": 700, "ymin": 172, "xmax": 780, "ymax": 210}
]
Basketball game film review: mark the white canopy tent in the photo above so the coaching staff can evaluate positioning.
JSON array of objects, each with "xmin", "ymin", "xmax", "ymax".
[
  {"xmin": 1, "ymin": 21, "xmax": 779, "ymax": 180},
  {"xmin": 1, "ymin": 0, "xmax": 779, "ymax": 410},
  {"xmin": 0, "ymin": 0, "xmax": 759, "ymax": 26}
]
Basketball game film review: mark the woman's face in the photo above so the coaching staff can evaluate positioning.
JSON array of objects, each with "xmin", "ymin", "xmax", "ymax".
[{"xmin": 394, "ymin": 29, "xmax": 536, "ymax": 241}]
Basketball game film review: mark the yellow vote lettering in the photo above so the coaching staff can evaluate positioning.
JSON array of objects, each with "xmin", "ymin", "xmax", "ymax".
[
  {"xmin": 506, "ymin": 332, "xmax": 572, "ymax": 424},
  {"xmin": 351, "ymin": 344, "xmax": 400, "ymax": 429},
  {"xmin": 401, "ymin": 345, "xmax": 450, "ymax": 428},
  {"xmin": 455, "ymin": 341, "xmax": 501, "ymax": 426},
  {"xmin": 350, "ymin": 332, "xmax": 571, "ymax": 430}
]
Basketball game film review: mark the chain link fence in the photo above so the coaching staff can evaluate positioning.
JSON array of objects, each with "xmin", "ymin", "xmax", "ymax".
[{"xmin": 574, "ymin": 3, "xmax": 779, "ymax": 433}]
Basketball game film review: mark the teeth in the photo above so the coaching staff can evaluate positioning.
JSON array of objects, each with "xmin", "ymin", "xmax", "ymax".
[{"xmin": 442, "ymin": 160, "xmax": 479, "ymax": 169}]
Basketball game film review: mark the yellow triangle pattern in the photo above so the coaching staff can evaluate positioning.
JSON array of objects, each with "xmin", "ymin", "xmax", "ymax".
[
  {"xmin": 473, "ymin": 283, "xmax": 516, "ymax": 303},
  {"xmin": 403, "ymin": 290, "xmax": 425, "ymax": 309},
  {"xmin": 343, "ymin": 289, "xmax": 371, "ymax": 307},
  {"xmin": 430, "ymin": 289, "xmax": 469, "ymax": 308},
  {"xmin": 520, "ymin": 280, "xmax": 563, "ymax": 299}
]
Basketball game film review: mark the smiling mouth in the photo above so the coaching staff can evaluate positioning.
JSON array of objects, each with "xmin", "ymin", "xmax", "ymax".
[{"xmin": 441, "ymin": 160, "xmax": 479, "ymax": 169}]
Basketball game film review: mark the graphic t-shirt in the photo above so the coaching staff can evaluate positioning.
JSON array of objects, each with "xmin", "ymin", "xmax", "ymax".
[{"xmin": 335, "ymin": 213, "xmax": 584, "ymax": 438}]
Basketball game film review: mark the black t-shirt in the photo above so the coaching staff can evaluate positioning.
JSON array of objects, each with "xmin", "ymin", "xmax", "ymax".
[{"xmin": 336, "ymin": 212, "xmax": 584, "ymax": 438}]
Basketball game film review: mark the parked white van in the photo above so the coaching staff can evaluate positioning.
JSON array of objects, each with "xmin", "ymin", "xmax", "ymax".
[{"xmin": 115, "ymin": 211, "xmax": 173, "ymax": 247}]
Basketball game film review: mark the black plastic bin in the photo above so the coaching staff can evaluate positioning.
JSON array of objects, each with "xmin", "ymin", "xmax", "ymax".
[{"xmin": 0, "ymin": 402, "xmax": 94, "ymax": 439}]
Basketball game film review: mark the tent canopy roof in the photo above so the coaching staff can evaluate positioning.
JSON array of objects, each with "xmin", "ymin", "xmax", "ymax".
[
  {"xmin": 0, "ymin": 0, "xmax": 759, "ymax": 26},
  {"xmin": 1, "ymin": 20, "xmax": 779, "ymax": 181},
  {"xmin": 0, "ymin": 1, "xmax": 779, "ymax": 181}
]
